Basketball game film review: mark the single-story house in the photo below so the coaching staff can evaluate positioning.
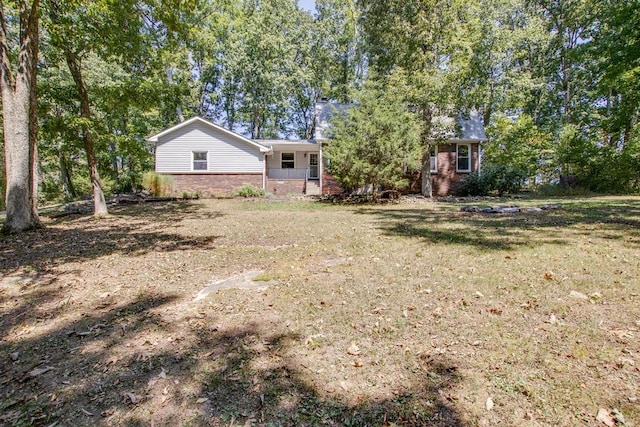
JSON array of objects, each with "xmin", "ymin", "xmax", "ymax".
[{"xmin": 147, "ymin": 102, "xmax": 486, "ymax": 197}]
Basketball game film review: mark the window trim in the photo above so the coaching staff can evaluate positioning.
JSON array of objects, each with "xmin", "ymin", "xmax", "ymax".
[
  {"xmin": 281, "ymin": 152, "xmax": 295, "ymax": 169},
  {"xmin": 192, "ymin": 151, "xmax": 208, "ymax": 171},
  {"xmin": 429, "ymin": 145, "xmax": 438, "ymax": 173},
  {"xmin": 456, "ymin": 144, "xmax": 471, "ymax": 173}
]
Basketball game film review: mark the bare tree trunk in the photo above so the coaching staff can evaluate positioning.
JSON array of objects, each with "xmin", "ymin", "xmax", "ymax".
[
  {"xmin": 1, "ymin": 0, "xmax": 41, "ymax": 233},
  {"xmin": 58, "ymin": 144, "xmax": 76, "ymax": 199},
  {"xmin": 420, "ymin": 106, "xmax": 433, "ymax": 198},
  {"xmin": 64, "ymin": 51, "xmax": 108, "ymax": 216}
]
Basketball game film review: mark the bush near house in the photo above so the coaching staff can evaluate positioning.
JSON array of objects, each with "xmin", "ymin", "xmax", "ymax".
[
  {"xmin": 233, "ymin": 183, "xmax": 265, "ymax": 198},
  {"xmin": 460, "ymin": 165, "xmax": 527, "ymax": 196},
  {"xmin": 142, "ymin": 172, "xmax": 174, "ymax": 197}
]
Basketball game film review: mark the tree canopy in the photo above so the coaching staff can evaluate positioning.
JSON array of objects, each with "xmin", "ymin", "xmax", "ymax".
[
  {"xmin": 325, "ymin": 71, "xmax": 423, "ymax": 193},
  {"xmin": 1, "ymin": 0, "xmax": 640, "ymax": 227}
]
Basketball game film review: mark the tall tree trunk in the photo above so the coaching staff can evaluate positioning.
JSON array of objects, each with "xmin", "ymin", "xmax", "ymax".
[
  {"xmin": 58, "ymin": 140, "xmax": 76, "ymax": 199},
  {"xmin": 64, "ymin": 51, "xmax": 108, "ymax": 216},
  {"xmin": 420, "ymin": 106, "xmax": 433, "ymax": 198},
  {"xmin": 1, "ymin": 0, "xmax": 41, "ymax": 233}
]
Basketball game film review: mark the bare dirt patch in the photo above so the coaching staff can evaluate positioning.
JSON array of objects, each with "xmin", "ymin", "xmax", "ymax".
[
  {"xmin": 194, "ymin": 270, "xmax": 276, "ymax": 301},
  {"xmin": 1, "ymin": 197, "xmax": 639, "ymax": 426}
]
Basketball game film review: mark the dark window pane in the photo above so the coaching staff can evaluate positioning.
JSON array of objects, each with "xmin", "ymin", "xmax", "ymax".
[
  {"xmin": 282, "ymin": 152, "xmax": 294, "ymax": 168},
  {"xmin": 458, "ymin": 157, "xmax": 469, "ymax": 171}
]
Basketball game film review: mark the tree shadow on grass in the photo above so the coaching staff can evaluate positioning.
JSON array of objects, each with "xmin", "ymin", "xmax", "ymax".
[
  {"xmin": 0, "ymin": 201, "xmax": 224, "ymax": 274},
  {"xmin": 111, "ymin": 200, "xmax": 226, "ymax": 222},
  {"xmin": 356, "ymin": 200, "xmax": 640, "ymax": 251},
  {"xmin": 0, "ymin": 293, "xmax": 180, "ymax": 426},
  {"xmin": 1, "ymin": 293, "xmax": 468, "ymax": 427},
  {"xmin": 195, "ymin": 328, "xmax": 464, "ymax": 426}
]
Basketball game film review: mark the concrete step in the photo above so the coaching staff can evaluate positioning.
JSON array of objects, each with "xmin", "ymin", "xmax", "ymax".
[{"xmin": 305, "ymin": 180, "xmax": 320, "ymax": 195}]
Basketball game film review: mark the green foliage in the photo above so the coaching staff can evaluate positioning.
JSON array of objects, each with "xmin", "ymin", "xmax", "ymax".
[
  {"xmin": 460, "ymin": 165, "xmax": 527, "ymax": 196},
  {"xmin": 484, "ymin": 114, "xmax": 554, "ymax": 181},
  {"xmin": 556, "ymin": 128, "xmax": 640, "ymax": 193},
  {"xmin": 142, "ymin": 172, "xmax": 174, "ymax": 197},
  {"xmin": 233, "ymin": 184, "xmax": 265, "ymax": 198},
  {"xmin": 324, "ymin": 71, "xmax": 423, "ymax": 194},
  {"xmin": 459, "ymin": 172, "xmax": 491, "ymax": 197}
]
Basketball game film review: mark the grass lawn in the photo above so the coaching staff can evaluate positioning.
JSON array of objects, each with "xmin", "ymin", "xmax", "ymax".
[{"xmin": 1, "ymin": 196, "xmax": 639, "ymax": 426}]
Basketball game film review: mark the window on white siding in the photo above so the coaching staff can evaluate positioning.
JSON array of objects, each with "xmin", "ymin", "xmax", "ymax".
[
  {"xmin": 429, "ymin": 145, "xmax": 438, "ymax": 173},
  {"xmin": 456, "ymin": 144, "xmax": 471, "ymax": 172},
  {"xmin": 281, "ymin": 152, "xmax": 295, "ymax": 169},
  {"xmin": 193, "ymin": 151, "xmax": 208, "ymax": 171}
]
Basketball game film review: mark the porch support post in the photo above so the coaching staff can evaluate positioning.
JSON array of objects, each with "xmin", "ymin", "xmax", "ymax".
[
  {"xmin": 319, "ymin": 144, "xmax": 323, "ymax": 195},
  {"xmin": 263, "ymin": 153, "xmax": 267, "ymax": 190}
]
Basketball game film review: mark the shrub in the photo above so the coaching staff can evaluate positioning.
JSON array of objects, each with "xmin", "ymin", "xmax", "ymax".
[
  {"xmin": 142, "ymin": 172, "xmax": 174, "ymax": 197},
  {"xmin": 459, "ymin": 172, "xmax": 491, "ymax": 196},
  {"xmin": 485, "ymin": 165, "xmax": 527, "ymax": 195},
  {"xmin": 460, "ymin": 165, "xmax": 526, "ymax": 196},
  {"xmin": 233, "ymin": 184, "xmax": 265, "ymax": 198}
]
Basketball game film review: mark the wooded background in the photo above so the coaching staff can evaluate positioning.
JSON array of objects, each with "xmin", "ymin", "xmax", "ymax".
[{"xmin": 1, "ymin": 0, "xmax": 639, "ymax": 211}]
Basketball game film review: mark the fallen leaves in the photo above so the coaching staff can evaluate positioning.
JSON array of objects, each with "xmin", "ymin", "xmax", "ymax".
[
  {"xmin": 125, "ymin": 392, "xmax": 139, "ymax": 405},
  {"xmin": 570, "ymin": 290, "xmax": 588, "ymax": 300},
  {"xmin": 485, "ymin": 397, "xmax": 494, "ymax": 411},
  {"xmin": 80, "ymin": 408, "xmax": 93, "ymax": 417},
  {"xmin": 22, "ymin": 366, "xmax": 54, "ymax": 381},
  {"xmin": 346, "ymin": 343, "xmax": 361, "ymax": 356},
  {"xmin": 595, "ymin": 408, "xmax": 626, "ymax": 427}
]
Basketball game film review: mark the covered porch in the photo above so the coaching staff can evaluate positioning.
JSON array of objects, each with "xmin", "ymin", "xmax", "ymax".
[{"xmin": 260, "ymin": 140, "xmax": 323, "ymax": 195}]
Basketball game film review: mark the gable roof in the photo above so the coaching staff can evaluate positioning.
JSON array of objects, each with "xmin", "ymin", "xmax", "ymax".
[
  {"xmin": 147, "ymin": 116, "xmax": 271, "ymax": 152},
  {"xmin": 457, "ymin": 112, "xmax": 487, "ymax": 141},
  {"xmin": 314, "ymin": 102, "xmax": 487, "ymax": 142}
]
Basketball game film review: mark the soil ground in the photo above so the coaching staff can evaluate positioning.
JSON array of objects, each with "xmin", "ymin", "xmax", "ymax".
[{"xmin": 1, "ymin": 196, "xmax": 639, "ymax": 426}]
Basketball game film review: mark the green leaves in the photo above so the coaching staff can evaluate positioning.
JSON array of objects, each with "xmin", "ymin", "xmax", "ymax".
[{"xmin": 325, "ymin": 70, "xmax": 423, "ymax": 193}]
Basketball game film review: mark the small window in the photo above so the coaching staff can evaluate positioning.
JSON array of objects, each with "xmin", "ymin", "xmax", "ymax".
[
  {"xmin": 281, "ymin": 152, "xmax": 294, "ymax": 169},
  {"xmin": 429, "ymin": 146, "xmax": 438, "ymax": 173},
  {"xmin": 456, "ymin": 144, "xmax": 471, "ymax": 172},
  {"xmin": 193, "ymin": 151, "xmax": 208, "ymax": 171}
]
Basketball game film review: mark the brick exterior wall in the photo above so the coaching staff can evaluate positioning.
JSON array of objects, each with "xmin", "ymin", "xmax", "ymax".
[
  {"xmin": 431, "ymin": 143, "xmax": 480, "ymax": 196},
  {"xmin": 265, "ymin": 178, "xmax": 306, "ymax": 195},
  {"xmin": 322, "ymin": 171, "xmax": 344, "ymax": 195},
  {"xmin": 167, "ymin": 173, "xmax": 263, "ymax": 197}
]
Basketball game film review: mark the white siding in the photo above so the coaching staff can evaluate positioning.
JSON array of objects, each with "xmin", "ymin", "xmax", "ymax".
[{"xmin": 155, "ymin": 121, "xmax": 263, "ymax": 173}]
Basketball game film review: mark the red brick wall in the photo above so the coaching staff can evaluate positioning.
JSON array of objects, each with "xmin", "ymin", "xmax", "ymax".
[
  {"xmin": 167, "ymin": 174, "xmax": 263, "ymax": 197},
  {"xmin": 431, "ymin": 143, "xmax": 480, "ymax": 196},
  {"xmin": 265, "ymin": 179, "xmax": 306, "ymax": 195},
  {"xmin": 322, "ymin": 171, "xmax": 344, "ymax": 195}
]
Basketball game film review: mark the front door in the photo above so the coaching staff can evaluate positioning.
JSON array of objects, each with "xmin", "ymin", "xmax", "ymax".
[{"xmin": 309, "ymin": 153, "xmax": 319, "ymax": 179}]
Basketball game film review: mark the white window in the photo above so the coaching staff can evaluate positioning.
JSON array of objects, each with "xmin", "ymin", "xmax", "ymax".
[
  {"xmin": 281, "ymin": 152, "xmax": 294, "ymax": 169},
  {"xmin": 193, "ymin": 151, "xmax": 208, "ymax": 171},
  {"xmin": 429, "ymin": 145, "xmax": 438, "ymax": 173},
  {"xmin": 456, "ymin": 144, "xmax": 471, "ymax": 172}
]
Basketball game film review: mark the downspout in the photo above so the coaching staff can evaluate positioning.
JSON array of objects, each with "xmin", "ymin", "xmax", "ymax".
[{"xmin": 319, "ymin": 142, "xmax": 324, "ymax": 195}]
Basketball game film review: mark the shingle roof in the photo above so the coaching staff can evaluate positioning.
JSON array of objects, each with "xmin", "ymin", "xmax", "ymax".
[{"xmin": 457, "ymin": 111, "xmax": 487, "ymax": 141}]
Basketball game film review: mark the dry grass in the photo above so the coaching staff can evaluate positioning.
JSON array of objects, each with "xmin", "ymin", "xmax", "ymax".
[{"xmin": 1, "ymin": 196, "xmax": 639, "ymax": 426}]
